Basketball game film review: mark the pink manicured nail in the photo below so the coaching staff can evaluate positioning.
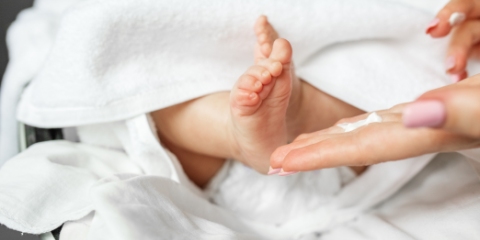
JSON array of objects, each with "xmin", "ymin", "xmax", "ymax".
[
  {"xmin": 278, "ymin": 169, "xmax": 299, "ymax": 176},
  {"xmin": 426, "ymin": 18, "xmax": 440, "ymax": 34},
  {"xmin": 268, "ymin": 167, "xmax": 281, "ymax": 175},
  {"xmin": 450, "ymin": 74, "xmax": 462, "ymax": 83},
  {"xmin": 445, "ymin": 56, "xmax": 456, "ymax": 71},
  {"xmin": 403, "ymin": 100, "xmax": 446, "ymax": 128}
]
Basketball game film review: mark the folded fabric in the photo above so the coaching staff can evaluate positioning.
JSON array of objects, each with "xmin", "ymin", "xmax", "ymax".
[
  {"xmin": 0, "ymin": 112, "xmax": 439, "ymax": 239},
  {"xmin": 1, "ymin": 0, "xmax": 480, "ymax": 239},
  {"xmin": 13, "ymin": 0, "xmax": 463, "ymax": 129}
]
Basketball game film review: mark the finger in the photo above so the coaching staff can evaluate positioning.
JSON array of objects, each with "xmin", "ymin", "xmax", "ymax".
[
  {"xmin": 282, "ymin": 123, "xmax": 411, "ymax": 171},
  {"xmin": 335, "ymin": 111, "xmax": 400, "ymax": 125},
  {"xmin": 449, "ymin": 70, "xmax": 468, "ymax": 83},
  {"xmin": 335, "ymin": 112, "xmax": 371, "ymax": 125},
  {"xmin": 406, "ymin": 84, "xmax": 480, "ymax": 138},
  {"xmin": 294, "ymin": 126, "xmax": 345, "ymax": 141},
  {"xmin": 281, "ymin": 122, "xmax": 476, "ymax": 172},
  {"xmin": 270, "ymin": 132, "xmax": 342, "ymax": 168},
  {"xmin": 427, "ymin": 0, "xmax": 480, "ymax": 37},
  {"xmin": 271, "ymin": 113, "xmax": 401, "ymax": 168},
  {"xmin": 457, "ymin": 73, "xmax": 480, "ymax": 86},
  {"xmin": 445, "ymin": 20, "xmax": 480, "ymax": 74},
  {"xmin": 388, "ymin": 103, "xmax": 409, "ymax": 113}
]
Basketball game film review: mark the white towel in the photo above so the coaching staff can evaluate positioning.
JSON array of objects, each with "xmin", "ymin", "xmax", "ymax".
[
  {"xmin": 0, "ymin": 0, "xmax": 79, "ymax": 164},
  {"xmin": 2, "ymin": 0, "xmax": 477, "ymax": 162},
  {"xmin": 15, "ymin": 0, "xmax": 458, "ymax": 128},
  {"xmin": 1, "ymin": 0, "xmax": 480, "ymax": 239}
]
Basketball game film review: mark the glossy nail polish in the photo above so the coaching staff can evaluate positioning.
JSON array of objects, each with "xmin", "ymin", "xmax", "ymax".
[
  {"xmin": 403, "ymin": 100, "xmax": 446, "ymax": 128},
  {"xmin": 426, "ymin": 18, "xmax": 440, "ymax": 34},
  {"xmin": 445, "ymin": 56, "xmax": 456, "ymax": 71},
  {"xmin": 450, "ymin": 74, "xmax": 462, "ymax": 83},
  {"xmin": 278, "ymin": 169, "xmax": 299, "ymax": 176},
  {"xmin": 268, "ymin": 167, "xmax": 281, "ymax": 175}
]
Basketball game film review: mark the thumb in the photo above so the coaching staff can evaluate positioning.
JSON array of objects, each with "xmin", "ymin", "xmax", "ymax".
[{"xmin": 402, "ymin": 84, "xmax": 480, "ymax": 138}]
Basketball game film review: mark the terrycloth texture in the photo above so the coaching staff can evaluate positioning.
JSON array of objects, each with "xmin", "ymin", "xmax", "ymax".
[
  {"xmin": 0, "ymin": 0, "xmax": 81, "ymax": 164},
  {"xmin": 10, "ymin": 0, "xmax": 463, "ymax": 128}
]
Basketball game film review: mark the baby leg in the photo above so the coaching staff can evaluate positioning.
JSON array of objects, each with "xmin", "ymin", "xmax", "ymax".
[
  {"xmin": 152, "ymin": 93, "xmax": 232, "ymax": 188},
  {"xmin": 154, "ymin": 38, "xmax": 294, "ymax": 175}
]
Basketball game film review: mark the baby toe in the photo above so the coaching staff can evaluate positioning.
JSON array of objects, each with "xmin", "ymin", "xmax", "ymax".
[
  {"xmin": 232, "ymin": 88, "xmax": 260, "ymax": 109},
  {"xmin": 261, "ymin": 43, "xmax": 273, "ymax": 57},
  {"xmin": 257, "ymin": 58, "xmax": 283, "ymax": 77},
  {"xmin": 258, "ymin": 33, "xmax": 268, "ymax": 44},
  {"xmin": 254, "ymin": 15, "xmax": 269, "ymax": 35},
  {"xmin": 237, "ymin": 74, "xmax": 263, "ymax": 93},
  {"xmin": 245, "ymin": 65, "xmax": 272, "ymax": 85},
  {"xmin": 269, "ymin": 39, "xmax": 292, "ymax": 65}
]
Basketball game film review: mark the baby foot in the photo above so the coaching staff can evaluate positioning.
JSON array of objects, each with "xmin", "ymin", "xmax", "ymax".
[
  {"xmin": 229, "ymin": 38, "xmax": 294, "ymax": 173},
  {"xmin": 253, "ymin": 16, "xmax": 303, "ymax": 143}
]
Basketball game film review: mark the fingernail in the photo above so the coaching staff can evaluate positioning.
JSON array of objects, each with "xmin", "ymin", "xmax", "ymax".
[
  {"xmin": 267, "ymin": 167, "xmax": 281, "ymax": 175},
  {"xmin": 449, "ymin": 12, "xmax": 466, "ymax": 26},
  {"xmin": 445, "ymin": 56, "xmax": 456, "ymax": 71},
  {"xmin": 278, "ymin": 169, "xmax": 299, "ymax": 176},
  {"xmin": 450, "ymin": 74, "xmax": 462, "ymax": 83},
  {"xmin": 425, "ymin": 18, "xmax": 440, "ymax": 34},
  {"xmin": 403, "ymin": 100, "xmax": 446, "ymax": 128}
]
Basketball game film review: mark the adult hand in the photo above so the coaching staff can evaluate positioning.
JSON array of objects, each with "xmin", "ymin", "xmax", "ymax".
[
  {"xmin": 270, "ymin": 75, "xmax": 480, "ymax": 173},
  {"xmin": 426, "ymin": 0, "xmax": 480, "ymax": 82}
]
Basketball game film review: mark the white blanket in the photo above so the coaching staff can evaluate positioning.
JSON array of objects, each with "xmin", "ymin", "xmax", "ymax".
[
  {"xmin": 1, "ymin": 0, "xmax": 480, "ymax": 239},
  {"xmin": 0, "ymin": 0, "xmax": 458, "ymax": 160}
]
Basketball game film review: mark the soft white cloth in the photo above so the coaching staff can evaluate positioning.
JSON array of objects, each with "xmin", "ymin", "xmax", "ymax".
[
  {"xmin": 9, "ymin": 0, "xmax": 463, "ymax": 130},
  {"xmin": 1, "ymin": 0, "xmax": 480, "ymax": 239},
  {"xmin": 4, "ymin": 119, "xmax": 479, "ymax": 240},
  {"xmin": 0, "ymin": 112, "xmax": 439, "ymax": 239},
  {"xmin": 0, "ymin": 0, "xmax": 81, "ymax": 164}
]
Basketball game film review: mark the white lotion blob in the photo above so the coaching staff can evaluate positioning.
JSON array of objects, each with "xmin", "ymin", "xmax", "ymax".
[
  {"xmin": 449, "ymin": 12, "xmax": 466, "ymax": 26},
  {"xmin": 337, "ymin": 112, "xmax": 382, "ymax": 132}
]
